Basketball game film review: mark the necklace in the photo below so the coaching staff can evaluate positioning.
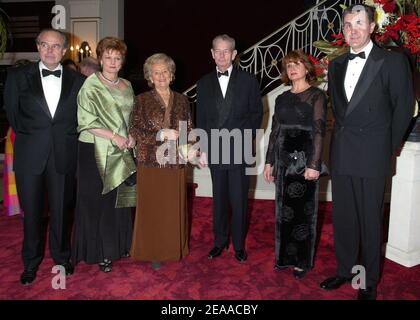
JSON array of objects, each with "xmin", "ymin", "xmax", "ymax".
[{"xmin": 100, "ymin": 72, "xmax": 120, "ymax": 85}]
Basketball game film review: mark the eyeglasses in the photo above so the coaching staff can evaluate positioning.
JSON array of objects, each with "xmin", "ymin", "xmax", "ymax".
[{"xmin": 38, "ymin": 42, "xmax": 63, "ymax": 51}]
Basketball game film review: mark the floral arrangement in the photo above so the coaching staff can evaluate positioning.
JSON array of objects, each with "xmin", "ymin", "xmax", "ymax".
[
  {"xmin": 366, "ymin": 0, "xmax": 420, "ymax": 55},
  {"xmin": 312, "ymin": 0, "xmax": 420, "ymax": 74}
]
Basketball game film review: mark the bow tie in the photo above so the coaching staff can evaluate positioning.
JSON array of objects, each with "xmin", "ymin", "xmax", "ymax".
[
  {"xmin": 217, "ymin": 70, "xmax": 229, "ymax": 78},
  {"xmin": 348, "ymin": 51, "xmax": 366, "ymax": 60},
  {"xmin": 42, "ymin": 69, "xmax": 61, "ymax": 78}
]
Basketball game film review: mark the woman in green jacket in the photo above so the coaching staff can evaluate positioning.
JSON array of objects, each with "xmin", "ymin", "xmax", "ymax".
[{"xmin": 72, "ymin": 37, "xmax": 136, "ymax": 273}]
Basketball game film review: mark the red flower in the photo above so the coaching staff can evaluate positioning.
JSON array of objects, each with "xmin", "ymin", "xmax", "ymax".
[
  {"xmin": 331, "ymin": 32, "xmax": 348, "ymax": 47},
  {"xmin": 374, "ymin": 0, "xmax": 396, "ymax": 13},
  {"xmin": 307, "ymin": 54, "xmax": 327, "ymax": 78}
]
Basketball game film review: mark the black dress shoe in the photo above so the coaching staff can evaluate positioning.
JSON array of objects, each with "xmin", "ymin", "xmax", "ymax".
[
  {"xmin": 274, "ymin": 264, "xmax": 288, "ymax": 271},
  {"xmin": 293, "ymin": 268, "xmax": 306, "ymax": 279},
  {"xmin": 320, "ymin": 276, "xmax": 352, "ymax": 290},
  {"xmin": 59, "ymin": 263, "xmax": 74, "ymax": 276},
  {"xmin": 20, "ymin": 269, "xmax": 37, "ymax": 285},
  {"xmin": 358, "ymin": 286, "xmax": 377, "ymax": 300},
  {"xmin": 208, "ymin": 245, "xmax": 228, "ymax": 259},
  {"xmin": 98, "ymin": 259, "xmax": 112, "ymax": 273},
  {"xmin": 234, "ymin": 249, "xmax": 247, "ymax": 263},
  {"xmin": 151, "ymin": 262, "xmax": 161, "ymax": 270}
]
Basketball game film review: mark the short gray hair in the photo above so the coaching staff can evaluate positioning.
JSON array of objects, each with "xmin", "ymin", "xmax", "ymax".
[
  {"xmin": 36, "ymin": 28, "xmax": 68, "ymax": 48},
  {"xmin": 143, "ymin": 53, "xmax": 176, "ymax": 88},
  {"xmin": 343, "ymin": 4, "xmax": 375, "ymax": 24},
  {"xmin": 212, "ymin": 34, "xmax": 236, "ymax": 51}
]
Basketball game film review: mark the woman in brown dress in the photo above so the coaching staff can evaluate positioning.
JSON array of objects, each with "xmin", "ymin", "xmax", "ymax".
[{"xmin": 129, "ymin": 53, "xmax": 192, "ymax": 270}]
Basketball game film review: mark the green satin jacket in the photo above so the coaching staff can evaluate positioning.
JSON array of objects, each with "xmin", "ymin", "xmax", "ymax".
[{"xmin": 77, "ymin": 73, "xmax": 136, "ymax": 208}]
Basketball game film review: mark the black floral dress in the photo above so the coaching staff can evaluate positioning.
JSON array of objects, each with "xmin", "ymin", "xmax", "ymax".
[{"xmin": 266, "ymin": 86, "xmax": 327, "ymax": 270}]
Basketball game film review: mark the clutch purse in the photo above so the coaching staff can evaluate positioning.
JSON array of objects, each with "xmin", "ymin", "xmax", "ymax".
[
  {"xmin": 178, "ymin": 143, "xmax": 199, "ymax": 165},
  {"xmin": 283, "ymin": 150, "xmax": 329, "ymax": 177},
  {"xmin": 124, "ymin": 173, "xmax": 137, "ymax": 186},
  {"xmin": 178, "ymin": 143, "xmax": 191, "ymax": 161},
  {"xmin": 123, "ymin": 149, "xmax": 137, "ymax": 186}
]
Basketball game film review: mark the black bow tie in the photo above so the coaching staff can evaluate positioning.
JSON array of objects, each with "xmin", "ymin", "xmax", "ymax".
[
  {"xmin": 217, "ymin": 70, "xmax": 229, "ymax": 78},
  {"xmin": 348, "ymin": 51, "xmax": 366, "ymax": 60},
  {"xmin": 42, "ymin": 69, "xmax": 61, "ymax": 78}
]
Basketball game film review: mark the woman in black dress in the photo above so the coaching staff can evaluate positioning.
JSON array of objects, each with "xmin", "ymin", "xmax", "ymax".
[{"xmin": 264, "ymin": 50, "xmax": 327, "ymax": 279}]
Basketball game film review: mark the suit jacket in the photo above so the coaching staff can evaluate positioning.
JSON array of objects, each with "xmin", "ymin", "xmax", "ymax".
[
  {"xmin": 328, "ymin": 45, "xmax": 414, "ymax": 177},
  {"xmin": 3, "ymin": 62, "xmax": 85, "ymax": 175},
  {"xmin": 196, "ymin": 68, "xmax": 263, "ymax": 169}
]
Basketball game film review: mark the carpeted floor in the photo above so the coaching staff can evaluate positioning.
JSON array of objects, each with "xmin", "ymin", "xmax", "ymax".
[{"xmin": 0, "ymin": 197, "xmax": 419, "ymax": 300}]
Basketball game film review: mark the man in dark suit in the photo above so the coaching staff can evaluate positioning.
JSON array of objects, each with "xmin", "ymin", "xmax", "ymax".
[
  {"xmin": 3, "ymin": 29, "xmax": 85, "ymax": 285},
  {"xmin": 196, "ymin": 34, "xmax": 263, "ymax": 263},
  {"xmin": 320, "ymin": 5, "xmax": 414, "ymax": 299}
]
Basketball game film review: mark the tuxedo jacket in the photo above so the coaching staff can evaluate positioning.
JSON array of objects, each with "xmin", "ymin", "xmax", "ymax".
[
  {"xmin": 196, "ymin": 68, "xmax": 263, "ymax": 169},
  {"xmin": 328, "ymin": 45, "xmax": 414, "ymax": 177},
  {"xmin": 3, "ymin": 62, "xmax": 85, "ymax": 175}
]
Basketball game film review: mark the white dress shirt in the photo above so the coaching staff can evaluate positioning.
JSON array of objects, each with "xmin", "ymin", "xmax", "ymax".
[
  {"xmin": 217, "ymin": 65, "xmax": 233, "ymax": 98},
  {"xmin": 39, "ymin": 61, "xmax": 63, "ymax": 118},
  {"xmin": 344, "ymin": 40, "xmax": 373, "ymax": 101}
]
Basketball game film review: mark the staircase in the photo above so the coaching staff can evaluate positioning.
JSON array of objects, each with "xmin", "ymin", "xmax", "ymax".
[
  {"xmin": 184, "ymin": 0, "xmax": 362, "ymax": 102},
  {"xmin": 187, "ymin": 0, "xmax": 363, "ymax": 200}
]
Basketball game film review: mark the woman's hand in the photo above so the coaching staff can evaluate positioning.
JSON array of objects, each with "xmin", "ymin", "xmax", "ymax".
[
  {"xmin": 198, "ymin": 151, "xmax": 208, "ymax": 168},
  {"xmin": 162, "ymin": 129, "xmax": 179, "ymax": 141},
  {"xmin": 112, "ymin": 134, "xmax": 128, "ymax": 150},
  {"xmin": 263, "ymin": 164, "xmax": 275, "ymax": 183},
  {"xmin": 127, "ymin": 134, "xmax": 136, "ymax": 149},
  {"xmin": 304, "ymin": 168, "xmax": 320, "ymax": 180}
]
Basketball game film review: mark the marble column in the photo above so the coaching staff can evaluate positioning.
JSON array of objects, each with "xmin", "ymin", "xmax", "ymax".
[{"xmin": 385, "ymin": 142, "xmax": 420, "ymax": 267}]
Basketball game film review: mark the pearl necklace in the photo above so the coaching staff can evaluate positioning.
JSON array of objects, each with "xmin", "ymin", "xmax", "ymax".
[{"xmin": 100, "ymin": 72, "xmax": 120, "ymax": 85}]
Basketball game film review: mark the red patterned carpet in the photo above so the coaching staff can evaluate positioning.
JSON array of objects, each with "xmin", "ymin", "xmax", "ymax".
[{"xmin": 0, "ymin": 197, "xmax": 419, "ymax": 300}]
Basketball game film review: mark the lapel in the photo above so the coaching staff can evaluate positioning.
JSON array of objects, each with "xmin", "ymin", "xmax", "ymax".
[
  {"xmin": 331, "ymin": 55, "xmax": 349, "ymax": 119},
  {"xmin": 26, "ymin": 63, "xmax": 52, "ymax": 119},
  {"xmin": 151, "ymin": 88, "xmax": 174, "ymax": 128},
  {"xmin": 54, "ymin": 67, "xmax": 73, "ymax": 118},
  {"xmin": 345, "ymin": 45, "xmax": 384, "ymax": 117},
  {"xmin": 224, "ymin": 68, "xmax": 236, "ymax": 109},
  {"xmin": 334, "ymin": 55, "xmax": 349, "ymax": 104},
  {"xmin": 212, "ymin": 68, "xmax": 237, "ymax": 127}
]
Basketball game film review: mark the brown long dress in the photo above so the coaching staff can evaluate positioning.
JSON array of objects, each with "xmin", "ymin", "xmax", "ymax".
[{"xmin": 129, "ymin": 89, "xmax": 191, "ymax": 262}]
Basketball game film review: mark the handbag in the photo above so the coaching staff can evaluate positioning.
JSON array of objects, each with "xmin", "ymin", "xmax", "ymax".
[
  {"xmin": 123, "ymin": 149, "xmax": 137, "ymax": 187},
  {"xmin": 124, "ymin": 172, "xmax": 137, "ymax": 186},
  {"xmin": 178, "ymin": 143, "xmax": 199, "ymax": 165},
  {"xmin": 283, "ymin": 150, "xmax": 329, "ymax": 177}
]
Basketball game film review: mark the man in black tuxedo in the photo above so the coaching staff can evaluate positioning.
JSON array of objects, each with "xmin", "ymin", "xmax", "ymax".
[
  {"xmin": 3, "ymin": 29, "xmax": 85, "ymax": 285},
  {"xmin": 320, "ymin": 5, "xmax": 414, "ymax": 299},
  {"xmin": 196, "ymin": 34, "xmax": 263, "ymax": 263}
]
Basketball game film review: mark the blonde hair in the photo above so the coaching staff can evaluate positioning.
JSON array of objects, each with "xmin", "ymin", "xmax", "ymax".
[{"xmin": 143, "ymin": 53, "xmax": 176, "ymax": 88}]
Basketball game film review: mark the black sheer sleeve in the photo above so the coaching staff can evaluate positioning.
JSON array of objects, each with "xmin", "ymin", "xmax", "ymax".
[
  {"xmin": 265, "ymin": 99, "xmax": 282, "ymax": 165},
  {"xmin": 306, "ymin": 90, "xmax": 327, "ymax": 171}
]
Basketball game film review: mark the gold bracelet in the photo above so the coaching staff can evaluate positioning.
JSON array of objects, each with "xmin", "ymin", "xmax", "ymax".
[{"xmin": 111, "ymin": 132, "xmax": 116, "ymax": 141}]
